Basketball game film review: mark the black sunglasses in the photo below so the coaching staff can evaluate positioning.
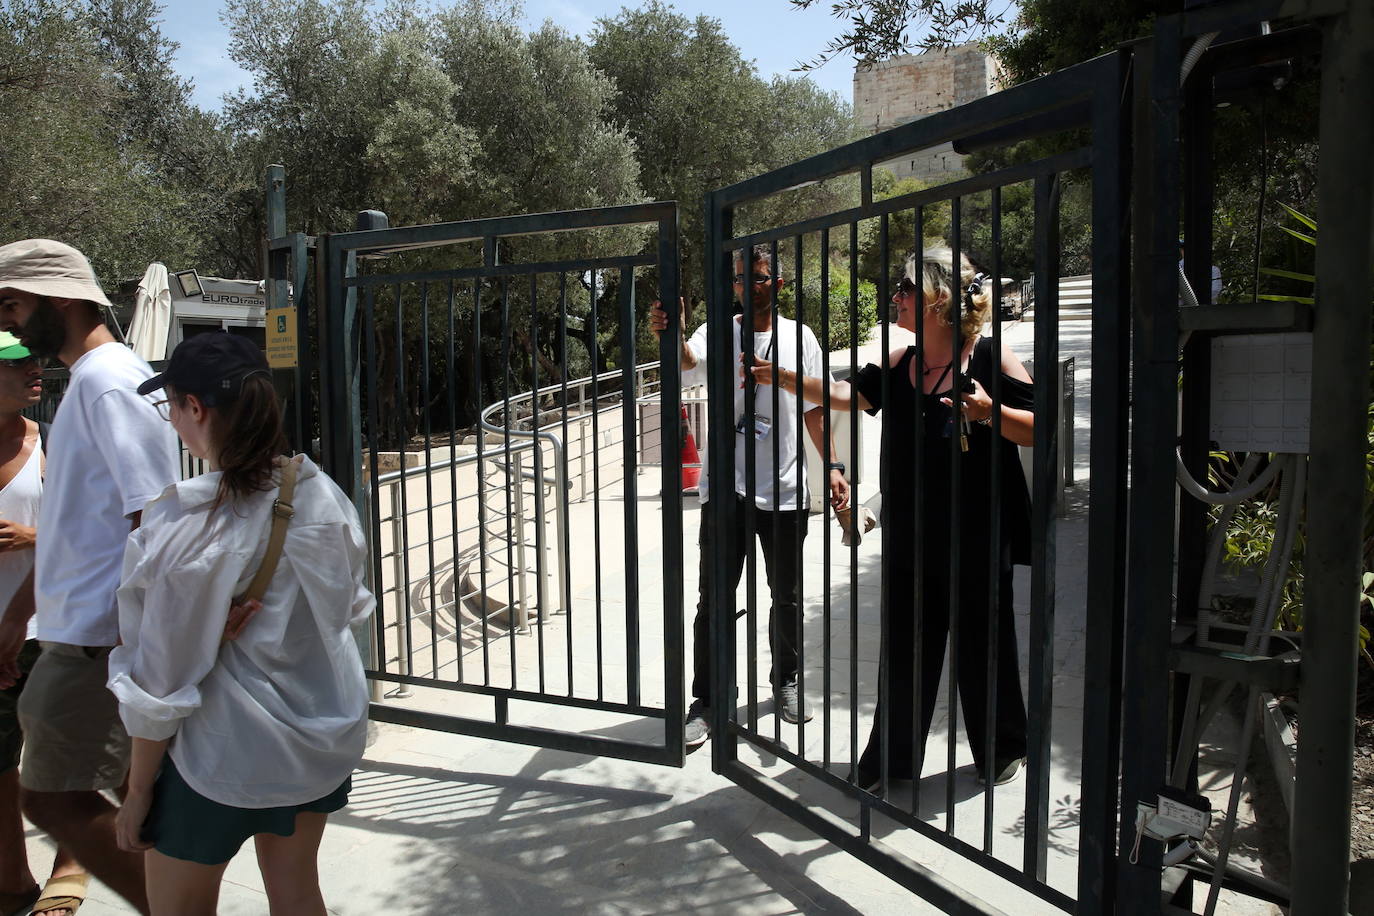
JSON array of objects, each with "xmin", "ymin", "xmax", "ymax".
[
  {"xmin": 0, "ymin": 355, "xmax": 41, "ymax": 368},
  {"xmin": 733, "ymin": 273, "xmax": 774, "ymax": 285},
  {"xmin": 892, "ymin": 276, "xmax": 918, "ymax": 296}
]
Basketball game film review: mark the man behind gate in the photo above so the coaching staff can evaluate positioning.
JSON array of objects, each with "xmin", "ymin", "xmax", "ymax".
[{"xmin": 653, "ymin": 244, "xmax": 848, "ymax": 748}]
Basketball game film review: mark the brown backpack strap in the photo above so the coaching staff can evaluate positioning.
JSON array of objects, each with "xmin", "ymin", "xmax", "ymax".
[{"xmin": 241, "ymin": 458, "xmax": 298, "ymax": 602}]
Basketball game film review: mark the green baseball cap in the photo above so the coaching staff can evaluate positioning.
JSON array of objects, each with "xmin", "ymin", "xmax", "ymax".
[{"xmin": 0, "ymin": 331, "xmax": 32, "ymax": 361}]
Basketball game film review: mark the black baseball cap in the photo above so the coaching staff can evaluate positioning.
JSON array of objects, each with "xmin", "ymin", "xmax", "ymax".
[{"xmin": 138, "ymin": 332, "xmax": 270, "ymax": 406}]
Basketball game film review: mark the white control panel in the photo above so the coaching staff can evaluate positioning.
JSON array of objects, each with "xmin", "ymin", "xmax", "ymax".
[{"xmin": 1210, "ymin": 332, "xmax": 1312, "ymax": 453}]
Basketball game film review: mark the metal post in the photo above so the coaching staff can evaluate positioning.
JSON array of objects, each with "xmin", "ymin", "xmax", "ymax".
[
  {"xmin": 389, "ymin": 481, "xmax": 412, "ymax": 697},
  {"xmin": 513, "ymin": 449, "xmax": 530, "ymax": 632},
  {"xmin": 1119, "ymin": 22, "xmax": 1181, "ymax": 912},
  {"xmin": 1291, "ymin": 3, "xmax": 1374, "ymax": 911},
  {"xmin": 1077, "ymin": 49, "xmax": 1132, "ymax": 914}
]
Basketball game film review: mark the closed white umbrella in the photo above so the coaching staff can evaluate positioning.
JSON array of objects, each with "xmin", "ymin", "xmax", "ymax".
[{"xmin": 128, "ymin": 262, "xmax": 172, "ymax": 360}]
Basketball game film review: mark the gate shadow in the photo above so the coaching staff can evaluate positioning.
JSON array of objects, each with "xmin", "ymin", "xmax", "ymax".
[{"xmin": 330, "ymin": 746, "xmax": 877, "ymax": 916}]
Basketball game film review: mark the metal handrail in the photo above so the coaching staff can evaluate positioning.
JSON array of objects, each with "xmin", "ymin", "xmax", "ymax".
[
  {"xmin": 474, "ymin": 360, "xmax": 663, "ymax": 630},
  {"xmin": 371, "ymin": 360, "xmax": 664, "ymax": 671}
]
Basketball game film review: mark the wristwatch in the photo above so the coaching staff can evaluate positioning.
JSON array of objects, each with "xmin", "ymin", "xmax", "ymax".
[{"xmin": 826, "ymin": 462, "xmax": 846, "ymax": 475}]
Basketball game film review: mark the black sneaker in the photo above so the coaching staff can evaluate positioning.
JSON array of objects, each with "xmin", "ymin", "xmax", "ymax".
[
  {"xmin": 775, "ymin": 676, "xmax": 812, "ymax": 724},
  {"xmin": 684, "ymin": 699, "xmax": 711, "ymax": 748}
]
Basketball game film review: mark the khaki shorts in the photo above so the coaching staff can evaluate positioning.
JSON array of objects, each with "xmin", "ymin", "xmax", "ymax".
[{"xmin": 17, "ymin": 642, "xmax": 130, "ymax": 792}]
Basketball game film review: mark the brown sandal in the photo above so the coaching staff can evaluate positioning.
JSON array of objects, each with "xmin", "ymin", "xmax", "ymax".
[{"xmin": 30, "ymin": 873, "xmax": 88, "ymax": 915}]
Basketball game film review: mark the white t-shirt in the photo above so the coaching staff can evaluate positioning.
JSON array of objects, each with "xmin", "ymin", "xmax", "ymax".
[
  {"xmin": 0, "ymin": 435, "xmax": 42, "ymax": 640},
  {"xmin": 109, "ymin": 456, "xmax": 375, "ymax": 808},
  {"xmin": 36, "ymin": 343, "xmax": 179, "ymax": 646},
  {"xmin": 681, "ymin": 315, "xmax": 824, "ymax": 510}
]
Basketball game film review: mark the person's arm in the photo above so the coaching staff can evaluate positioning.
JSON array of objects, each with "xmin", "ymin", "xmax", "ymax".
[
  {"xmin": 802, "ymin": 408, "xmax": 850, "ymax": 509},
  {"xmin": 749, "ymin": 357, "xmax": 872, "ymax": 412},
  {"xmin": 942, "ymin": 343, "xmax": 1035, "ymax": 447},
  {"xmin": 114, "ymin": 736, "xmax": 168, "ymax": 852},
  {"xmin": 107, "ymin": 531, "xmax": 245, "ymax": 748},
  {"xmin": 649, "ymin": 298, "xmax": 700, "ymax": 372}
]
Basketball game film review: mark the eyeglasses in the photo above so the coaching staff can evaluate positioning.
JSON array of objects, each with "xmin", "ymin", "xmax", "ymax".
[
  {"xmin": 733, "ymin": 273, "xmax": 774, "ymax": 286},
  {"xmin": 892, "ymin": 276, "xmax": 918, "ymax": 297},
  {"xmin": 152, "ymin": 398, "xmax": 174, "ymax": 421},
  {"xmin": 0, "ymin": 355, "xmax": 40, "ymax": 368}
]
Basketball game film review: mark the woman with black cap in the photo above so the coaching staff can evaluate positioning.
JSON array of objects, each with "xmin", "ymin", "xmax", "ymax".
[{"xmin": 106, "ymin": 332, "xmax": 374, "ymax": 915}]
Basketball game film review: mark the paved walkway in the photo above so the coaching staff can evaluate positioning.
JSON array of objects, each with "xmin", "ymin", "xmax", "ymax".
[{"xmin": 22, "ymin": 316, "xmax": 1277, "ymax": 914}]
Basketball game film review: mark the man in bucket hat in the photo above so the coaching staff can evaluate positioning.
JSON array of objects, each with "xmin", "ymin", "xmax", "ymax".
[{"xmin": 0, "ymin": 239, "xmax": 177, "ymax": 914}]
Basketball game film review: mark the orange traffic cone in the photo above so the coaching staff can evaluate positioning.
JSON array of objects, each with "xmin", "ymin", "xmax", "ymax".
[{"xmin": 680, "ymin": 406, "xmax": 701, "ymax": 493}]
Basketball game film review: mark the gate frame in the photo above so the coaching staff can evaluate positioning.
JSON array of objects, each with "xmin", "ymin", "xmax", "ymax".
[
  {"xmin": 1124, "ymin": 2, "xmax": 1374, "ymax": 913},
  {"xmin": 308, "ymin": 201, "xmax": 687, "ymax": 767},
  {"xmin": 703, "ymin": 49, "xmax": 1132, "ymax": 913}
]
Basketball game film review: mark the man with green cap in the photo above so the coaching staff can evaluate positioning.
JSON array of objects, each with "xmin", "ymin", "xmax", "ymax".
[
  {"xmin": 0, "ymin": 331, "xmax": 88, "ymax": 916},
  {"xmin": 0, "ymin": 239, "xmax": 177, "ymax": 915}
]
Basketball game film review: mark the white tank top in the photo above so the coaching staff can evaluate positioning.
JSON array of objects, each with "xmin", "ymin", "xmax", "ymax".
[{"xmin": 0, "ymin": 436, "xmax": 42, "ymax": 640}]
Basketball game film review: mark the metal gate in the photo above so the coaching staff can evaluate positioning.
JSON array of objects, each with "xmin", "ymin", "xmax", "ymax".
[
  {"xmin": 309, "ymin": 201, "xmax": 686, "ymax": 765},
  {"xmin": 700, "ymin": 50, "xmax": 1130, "ymax": 913}
]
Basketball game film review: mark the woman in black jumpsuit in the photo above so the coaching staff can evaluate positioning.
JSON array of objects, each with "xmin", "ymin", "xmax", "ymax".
[{"xmin": 752, "ymin": 246, "xmax": 1035, "ymax": 790}]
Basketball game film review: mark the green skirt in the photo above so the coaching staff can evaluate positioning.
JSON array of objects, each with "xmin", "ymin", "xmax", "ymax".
[{"xmin": 142, "ymin": 756, "xmax": 350, "ymax": 865}]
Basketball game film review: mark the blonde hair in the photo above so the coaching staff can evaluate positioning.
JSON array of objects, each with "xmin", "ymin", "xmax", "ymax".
[{"xmin": 908, "ymin": 246, "xmax": 992, "ymax": 339}]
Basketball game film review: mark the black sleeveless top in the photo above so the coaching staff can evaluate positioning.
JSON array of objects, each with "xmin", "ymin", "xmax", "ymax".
[{"xmin": 854, "ymin": 336, "xmax": 1034, "ymax": 571}]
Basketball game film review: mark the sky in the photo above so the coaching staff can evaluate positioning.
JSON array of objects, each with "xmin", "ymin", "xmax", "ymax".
[{"xmin": 158, "ymin": 0, "xmax": 863, "ymax": 113}]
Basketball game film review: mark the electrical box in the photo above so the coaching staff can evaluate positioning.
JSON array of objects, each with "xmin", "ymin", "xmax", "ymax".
[{"xmin": 1210, "ymin": 332, "xmax": 1311, "ymax": 453}]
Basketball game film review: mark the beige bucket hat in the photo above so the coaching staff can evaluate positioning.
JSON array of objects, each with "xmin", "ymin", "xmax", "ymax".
[{"xmin": 0, "ymin": 239, "xmax": 112, "ymax": 308}]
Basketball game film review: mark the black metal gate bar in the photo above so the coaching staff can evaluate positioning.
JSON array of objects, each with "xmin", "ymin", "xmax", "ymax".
[
  {"xmin": 946, "ymin": 196, "xmax": 965, "ymax": 830},
  {"xmin": 910, "ymin": 202, "xmax": 927, "ymax": 822},
  {"xmin": 819, "ymin": 225, "xmax": 834, "ymax": 772},
  {"xmin": 1076, "ymin": 46, "xmax": 1132, "ymax": 914},
  {"xmin": 1119, "ymin": 21, "xmax": 1182, "ymax": 909},
  {"xmin": 1289, "ymin": 0, "xmax": 1371, "ymax": 908},
  {"xmin": 793, "ymin": 233, "xmax": 808, "ymax": 757},
  {"xmin": 617, "ymin": 271, "xmax": 640, "ymax": 706},
  {"xmin": 318, "ymin": 202, "xmax": 684, "ymax": 764},
  {"xmin": 1024, "ymin": 172, "xmax": 1061, "ymax": 881},
  {"xmin": 704, "ymin": 50, "xmax": 1128, "ymax": 913},
  {"xmin": 727, "ymin": 150, "xmax": 1091, "ymax": 253},
  {"xmin": 983, "ymin": 186, "xmax": 1005, "ymax": 854}
]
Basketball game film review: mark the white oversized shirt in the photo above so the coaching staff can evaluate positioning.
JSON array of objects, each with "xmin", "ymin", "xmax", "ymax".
[
  {"xmin": 681, "ymin": 315, "xmax": 824, "ymax": 510},
  {"xmin": 0, "ymin": 440, "xmax": 42, "ymax": 640},
  {"xmin": 108, "ymin": 456, "xmax": 376, "ymax": 808},
  {"xmin": 36, "ymin": 343, "xmax": 178, "ymax": 646}
]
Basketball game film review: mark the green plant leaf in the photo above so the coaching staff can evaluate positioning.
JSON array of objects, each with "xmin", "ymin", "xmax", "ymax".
[
  {"xmin": 1258, "ymin": 267, "xmax": 1316, "ymax": 283},
  {"xmin": 1258, "ymin": 294, "xmax": 1316, "ymax": 304},
  {"xmin": 1278, "ymin": 202, "xmax": 1317, "ymax": 232},
  {"xmin": 1280, "ymin": 226, "xmax": 1317, "ymax": 246}
]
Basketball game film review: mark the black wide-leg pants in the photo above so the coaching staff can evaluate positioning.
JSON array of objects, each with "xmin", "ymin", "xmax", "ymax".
[{"xmin": 859, "ymin": 566, "xmax": 1028, "ymax": 781}]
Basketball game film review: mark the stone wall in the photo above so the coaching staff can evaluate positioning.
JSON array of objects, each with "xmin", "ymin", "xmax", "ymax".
[{"xmin": 852, "ymin": 44, "xmax": 1001, "ymax": 182}]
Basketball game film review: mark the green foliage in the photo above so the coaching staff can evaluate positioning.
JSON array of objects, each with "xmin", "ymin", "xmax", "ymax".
[
  {"xmin": 776, "ymin": 271, "xmax": 880, "ymax": 353},
  {"xmin": 788, "ymin": 0, "xmax": 1005, "ymax": 68},
  {"xmin": 0, "ymin": 0, "xmax": 209, "ymax": 281},
  {"xmin": 588, "ymin": 2, "xmax": 856, "ymax": 305}
]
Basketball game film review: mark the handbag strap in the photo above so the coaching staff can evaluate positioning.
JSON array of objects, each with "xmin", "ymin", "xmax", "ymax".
[{"xmin": 241, "ymin": 457, "xmax": 298, "ymax": 602}]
